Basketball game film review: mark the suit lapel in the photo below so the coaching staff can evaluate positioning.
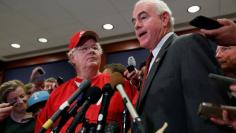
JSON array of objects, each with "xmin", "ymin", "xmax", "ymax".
[{"xmin": 137, "ymin": 34, "xmax": 178, "ymax": 110}]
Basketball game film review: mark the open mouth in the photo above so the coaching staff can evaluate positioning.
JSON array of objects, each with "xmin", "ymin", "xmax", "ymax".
[
  {"xmin": 87, "ymin": 56, "xmax": 97, "ymax": 61},
  {"xmin": 139, "ymin": 31, "xmax": 147, "ymax": 38}
]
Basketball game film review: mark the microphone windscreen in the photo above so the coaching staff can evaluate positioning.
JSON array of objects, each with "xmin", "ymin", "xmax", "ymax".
[
  {"xmin": 37, "ymin": 67, "xmax": 46, "ymax": 75},
  {"xmin": 57, "ymin": 77, "xmax": 64, "ymax": 85},
  {"xmin": 102, "ymin": 83, "xmax": 114, "ymax": 94},
  {"xmin": 128, "ymin": 56, "xmax": 136, "ymax": 67},
  {"xmin": 110, "ymin": 72, "xmax": 125, "ymax": 89},
  {"xmin": 86, "ymin": 87, "xmax": 102, "ymax": 104}
]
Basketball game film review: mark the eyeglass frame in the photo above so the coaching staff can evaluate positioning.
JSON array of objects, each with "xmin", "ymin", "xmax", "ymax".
[{"xmin": 67, "ymin": 42, "xmax": 103, "ymax": 57}]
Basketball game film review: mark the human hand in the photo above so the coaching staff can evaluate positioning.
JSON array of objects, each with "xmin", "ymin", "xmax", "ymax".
[
  {"xmin": 0, "ymin": 103, "xmax": 13, "ymax": 122},
  {"xmin": 124, "ymin": 69, "xmax": 140, "ymax": 87},
  {"xmin": 43, "ymin": 83, "xmax": 57, "ymax": 93},
  {"xmin": 200, "ymin": 18, "xmax": 236, "ymax": 46},
  {"xmin": 210, "ymin": 110, "xmax": 236, "ymax": 130},
  {"xmin": 30, "ymin": 66, "xmax": 45, "ymax": 82},
  {"xmin": 230, "ymin": 84, "xmax": 236, "ymax": 98}
]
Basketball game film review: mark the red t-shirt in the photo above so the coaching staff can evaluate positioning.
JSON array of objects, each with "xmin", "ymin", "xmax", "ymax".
[{"xmin": 34, "ymin": 73, "xmax": 137, "ymax": 132}]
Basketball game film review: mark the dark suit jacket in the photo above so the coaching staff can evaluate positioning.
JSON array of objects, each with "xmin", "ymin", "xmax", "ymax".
[{"xmin": 135, "ymin": 33, "xmax": 233, "ymax": 133}]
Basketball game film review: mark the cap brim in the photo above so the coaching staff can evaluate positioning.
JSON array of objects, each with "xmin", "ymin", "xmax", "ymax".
[{"xmin": 26, "ymin": 101, "xmax": 46, "ymax": 112}]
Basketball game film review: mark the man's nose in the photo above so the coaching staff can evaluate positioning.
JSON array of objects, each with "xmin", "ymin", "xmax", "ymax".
[
  {"xmin": 134, "ymin": 20, "xmax": 142, "ymax": 30},
  {"xmin": 216, "ymin": 50, "xmax": 223, "ymax": 59}
]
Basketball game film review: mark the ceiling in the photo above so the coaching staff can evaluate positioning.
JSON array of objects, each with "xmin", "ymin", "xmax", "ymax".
[{"xmin": 0, "ymin": 0, "xmax": 236, "ymax": 62}]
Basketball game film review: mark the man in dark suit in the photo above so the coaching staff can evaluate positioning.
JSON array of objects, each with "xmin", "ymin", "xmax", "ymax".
[{"xmin": 125, "ymin": 0, "xmax": 233, "ymax": 132}]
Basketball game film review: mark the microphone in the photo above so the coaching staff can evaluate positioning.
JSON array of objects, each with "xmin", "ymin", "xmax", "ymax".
[
  {"xmin": 96, "ymin": 84, "xmax": 114, "ymax": 133},
  {"xmin": 127, "ymin": 56, "xmax": 136, "ymax": 72},
  {"xmin": 52, "ymin": 93, "xmax": 85, "ymax": 133},
  {"xmin": 38, "ymin": 80, "xmax": 91, "ymax": 133},
  {"xmin": 104, "ymin": 121, "xmax": 120, "ymax": 133},
  {"xmin": 66, "ymin": 86, "xmax": 102, "ymax": 133},
  {"xmin": 57, "ymin": 76, "xmax": 64, "ymax": 85},
  {"xmin": 110, "ymin": 72, "xmax": 144, "ymax": 133}
]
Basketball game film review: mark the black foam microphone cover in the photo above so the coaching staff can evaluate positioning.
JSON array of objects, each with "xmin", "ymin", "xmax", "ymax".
[{"xmin": 86, "ymin": 86, "xmax": 102, "ymax": 104}]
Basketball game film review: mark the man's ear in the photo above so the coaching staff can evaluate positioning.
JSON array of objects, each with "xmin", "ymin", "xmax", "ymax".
[
  {"xmin": 68, "ymin": 53, "xmax": 75, "ymax": 64},
  {"xmin": 160, "ymin": 12, "xmax": 170, "ymax": 28}
]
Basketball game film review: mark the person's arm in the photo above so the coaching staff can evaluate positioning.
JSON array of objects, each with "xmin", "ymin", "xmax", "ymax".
[
  {"xmin": 29, "ymin": 67, "xmax": 45, "ymax": 82},
  {"xmin": 0, "ymin": 103, "xmax": 13, "ymax": 122},
  {"xmin": 200, "ymin": 18, "xmax": 236, "ymax": 46},
  {"xmin": 176, "ymin": 33, "xmax": 231, "ymax": 132}
]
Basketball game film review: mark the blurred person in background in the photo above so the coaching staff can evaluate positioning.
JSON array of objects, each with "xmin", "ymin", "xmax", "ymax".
[
  {"xmin": 216, "ymin": 46, "xmax": 236, "ymax": 78},
  {"xmin": 0, "ymin": 80, "xmax": 35, "ymax": 133},
  {"xmin": 43, "ymin": 77, "xmax": 58, "ymax": 93},
  {"xmin": 24, "ymin": 82, "xmax": 38, "ymax": 99},
  {"xmin": 26, "ymin": 90, "xmax": 49, "ymax": 118},
  {"xmin": 209, "ymin": 46, "xmax": 236, "ymax": 130}
]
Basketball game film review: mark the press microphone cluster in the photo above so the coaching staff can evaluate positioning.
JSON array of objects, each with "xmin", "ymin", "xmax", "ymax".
[
  {"xmin": 110, "ymin": 72, "xmax": 144, "ymax": 133},
  {"xmin": 127, "ymin": 56, "xmax": 136, "ymax": 72},
  {"xmin": 38, "ymin": 79, "xmax": 91, "ymax": 133},
  {"xmin": 66, "ymin": 86, "xmax": 102, "ymax": 133},
  {"xmin": 52, "ymin": 92, "xmax": 85, "ymax": 133}
]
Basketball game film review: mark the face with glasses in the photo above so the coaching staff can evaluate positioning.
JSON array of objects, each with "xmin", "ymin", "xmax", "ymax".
[
  {"xmin": 70, "ymin": 38, "xmax": 102, "ymax": 70},
  {"xmin": 6, "ymin": 86, "xmax": 28, "ymax": 113},
  {"xmin": 216, "ymin": 46, "xmax": 236, "ymax": 72}
]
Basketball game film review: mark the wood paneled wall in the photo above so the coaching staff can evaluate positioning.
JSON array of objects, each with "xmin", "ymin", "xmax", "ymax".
[{"xmin": 1, "ymin": 28, "xmax": 199, "ymax": 83}]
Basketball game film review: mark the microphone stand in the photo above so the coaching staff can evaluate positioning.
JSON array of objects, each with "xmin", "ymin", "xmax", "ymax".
[{"xmin": 122, "ymin": 107, "xmax": 129, "ymax": 133}]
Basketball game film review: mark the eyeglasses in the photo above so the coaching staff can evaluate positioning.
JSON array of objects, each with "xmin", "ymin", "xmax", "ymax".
[
  {"xmin": 216, "ymin": 46, "xmax": 232, "ymax": 53},
  {"xmin": 76, "ymin": 45, "xmax": 100, "ymax": 53}
]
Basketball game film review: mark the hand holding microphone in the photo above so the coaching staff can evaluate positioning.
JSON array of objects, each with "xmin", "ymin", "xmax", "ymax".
[{"xmin": 124, "ymin": 56, "xmax": 141, "ymax": 88}]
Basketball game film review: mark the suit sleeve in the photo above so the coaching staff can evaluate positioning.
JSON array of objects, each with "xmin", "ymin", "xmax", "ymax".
[{"xmin": 173, "ymin": 33, "xmax": 232, "ymax": 132}]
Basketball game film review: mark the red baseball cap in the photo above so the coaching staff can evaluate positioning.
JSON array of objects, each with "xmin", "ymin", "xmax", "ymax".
[{"xmin": 68, "ymin": 30, "xmax": 99, "ymax": 50}]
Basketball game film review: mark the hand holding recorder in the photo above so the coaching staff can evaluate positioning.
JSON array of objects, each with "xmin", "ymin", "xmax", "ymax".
[
  {"xmin": 198, "ymin": 102, "xmax": 236, "ymax": 130},
  {"xmin": 190, "ymin": 16, "xmax": 236, "ymax": 46},
  {"xmin": 0, "ymin": 103, "xmax": 13, "ymax": 122}
]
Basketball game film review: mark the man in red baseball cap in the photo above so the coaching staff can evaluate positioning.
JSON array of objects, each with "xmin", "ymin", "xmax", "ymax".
[{"xmin": 34, "ymin": 30, "xmax": 137, "ymax": 132}]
